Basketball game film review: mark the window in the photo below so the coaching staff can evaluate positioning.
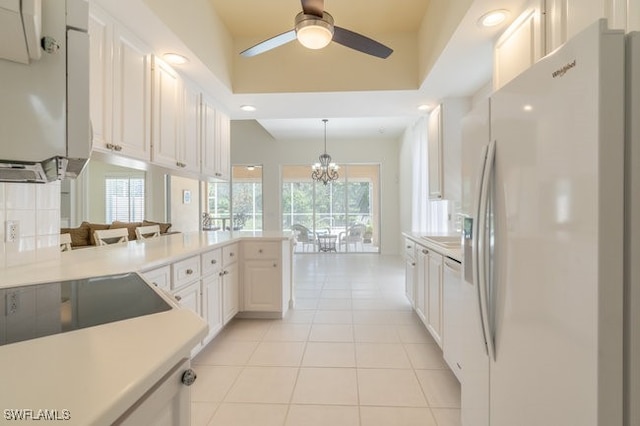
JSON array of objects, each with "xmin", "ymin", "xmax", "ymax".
[
  {"xmin": 282, "ymin": 164, "xmax": 380, "ymax": 253},
  {"xmin": 205, "ymin": 165, "xmax": 263, "ymax": 231},
  {"xmin": 105, "ymin": 175, "xmax": 145, "ymax": 222},
  {"xmin": 232, "ymin": 165, "xmax": 263, "ymax": 231}
]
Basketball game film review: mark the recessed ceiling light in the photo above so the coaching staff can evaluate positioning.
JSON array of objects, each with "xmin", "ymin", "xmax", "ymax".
[
  {"xmin": 240, "ymin": 105, "xmax": 256, "ymax": 112},
  {"xmin": 418, "ymin": 104, "xmax": 430, "ymax": 111},
  {"xmin": 162, "ymin": 52, "xmax": 189, "ymax": 65},
  {"xmin": 478, "ymin": 9, "xmax": 509, "ymax": 27}
]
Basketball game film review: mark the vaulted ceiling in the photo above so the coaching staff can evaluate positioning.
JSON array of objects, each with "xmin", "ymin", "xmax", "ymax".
[{"xmin": 104, "ymin": 0, "xmax": 528, "ymax": 139}]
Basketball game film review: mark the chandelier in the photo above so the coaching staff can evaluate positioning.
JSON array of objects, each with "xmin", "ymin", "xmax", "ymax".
[{"xmin": 311, "ymin": 119, "xmax": 339, "ymax": 185}]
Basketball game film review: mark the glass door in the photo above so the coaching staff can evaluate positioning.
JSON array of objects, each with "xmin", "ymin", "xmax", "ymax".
[{"xmin": 282, "ymin": 164, "xmax": 380, "ymax": 253}]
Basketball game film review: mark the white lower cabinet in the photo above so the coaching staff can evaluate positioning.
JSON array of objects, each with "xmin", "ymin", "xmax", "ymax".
[
  {"xmin": 407, "ymin": 239, "xmax": 445, "ymax": 349},
  {"xmin": 140, "ymin": 239, "xmax": 291, "ymax": 357},
  {"xmin": 243, "ymin": 260, "xmax": 282, "ymax": 312},
  {"xmin": 115, "ymin": 358, "xmax": 192, "ymax": 426},
  {"xmin": 202, "ymin": 273, "xmax": 223, "ymax": 345},
  {"xmin": 222, "ymin": 262, "xmax": 239, "ymax": 324},
  {"xmin": 241, "ymin": 241, "xmax": 290, "ymax": 316},
  {"xmin": 415, "ymin": 246, "xmax": 429, "ymax": 323},
  {"xmin": 173, "ymin": 281, "xmax": 202, "ymax": 356},
  {"xmin": 427, "ymin": 251, "xmax": 443, "ymax": 347},
  {"xmin": 404, "ymin": 239, "xmax": 416, "ymax": 306},
  {"xmin": 141, "ymin": 265, "xmax": 170, "ymax": 291},
  {"xmin": 442, "ymin": 257, "xmax": 464, "ymax": 382}
]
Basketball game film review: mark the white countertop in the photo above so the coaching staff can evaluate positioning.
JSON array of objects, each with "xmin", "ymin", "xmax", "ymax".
[
  {"xmin": 0, "ymin": 231, "xmax": 291, "ymax": 424},
  {"xmin": 403, "ymin": 232, "xmax": 463, "ymax": 262},
  {"xmin": 0, "ymin": 230, "xmax": 293, "ymax": 289}
]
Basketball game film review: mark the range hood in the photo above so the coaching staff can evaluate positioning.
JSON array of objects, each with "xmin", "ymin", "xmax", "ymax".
[
  {"xmin": 0, "ymin": 156, "xmax": 88, "ymax": 183},
  {"xmin": 0, "ymin": 0, "xmax": 90, "ymax": 183}
]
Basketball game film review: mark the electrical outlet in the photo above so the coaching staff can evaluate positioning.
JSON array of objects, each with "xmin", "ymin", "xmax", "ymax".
[
  {"xmin": 5, "ymin": 220, "xmax": 19, "ymax": 243},
  {"xmin": 6, "ymin": 291, "xmax": 18, "ymax": 315}
]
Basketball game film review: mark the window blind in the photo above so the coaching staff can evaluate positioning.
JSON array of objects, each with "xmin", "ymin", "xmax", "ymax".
[{"xmin": 105, "ymin": 176, "xmax": 145, "ymax": 223}]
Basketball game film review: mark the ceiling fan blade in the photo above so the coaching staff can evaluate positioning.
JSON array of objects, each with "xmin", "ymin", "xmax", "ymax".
[
  {"xmin": 332, "ymin": 26, "xmax": 393, "ymax": 59},
  {"xmin": 300, "ymin": 0, "xmax": 324, "ymax": 17},
  {"xmin": 240, "ymin": 29, "xmax": 297, "ymax": 57}
]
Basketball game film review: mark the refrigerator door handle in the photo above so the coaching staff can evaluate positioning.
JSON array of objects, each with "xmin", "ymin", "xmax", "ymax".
[
  {"xmin": 478, "ymin": 140, "xmax": 496, "ymax": 361},
  {"xmin": 473, "ymin": 144, "xmax": 491, "ymax": 356}
]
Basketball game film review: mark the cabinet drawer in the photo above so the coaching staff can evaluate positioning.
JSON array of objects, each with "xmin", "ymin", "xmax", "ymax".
[
  {"xmin": 243, "ymin": 241, "xmax": 279, "ymax": 259},
  {"xmin": 222, "ymin": 243, "xmax": 238, "ymax": 267},
  {"xmin": 201, "ymin": 248, "xmax": 222, "ymax": 276},
  {"xmin": 171, "ymin": 256, "xmax": 200, "ymax": 290},
  {"xmin": 141, "ymin": 266, "xmax": 171, "ymax": 291},
  {"xmin": 404, "ymin": 239, "xmax": 415, "ymax": 260}
]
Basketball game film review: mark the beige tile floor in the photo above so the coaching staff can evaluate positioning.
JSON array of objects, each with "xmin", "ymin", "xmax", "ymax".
[{"xmin": 191, "ymin": 254, "xmax": 461, "ymax": 426}]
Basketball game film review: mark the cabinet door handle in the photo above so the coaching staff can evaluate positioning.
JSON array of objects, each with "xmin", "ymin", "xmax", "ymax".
[
  {"xmin": 223, "ymin": 270, "xmax": 229, "ymax": 275},
  {"xmin": 411, "ymin": 262, "xmax": 416, "ymax": 266},
  {"xmin": 175, "ymin": 295, "xmax": 182, "ymax": 301},
  {"xmin": 229, "ymin": 252, "xmax": 235, "ymax": 257},
  {"xmin": 258, "ymin": 249, "xmax": 263, "ymax": 253},
  {"xmin": 422, "ymin": 249, "xmax": 429, "ymax": 254},
  {"xmin": 186, "ymin": 269, "xmax": 193, "ymax": 275},
  {"xmin": 273, "ymin": 263, "xmax": 277, "ymax": 268},
  {"xmin": 406, "ymin": 245, "xmax": 412, "ymax": 249},
  {"xmin": 218, "ymin": 271, "xmax": 223, "ymax": 277},
  {"xmin": 211, "ymin": 259, "xmax": 217, "ymax": 264},
  {"xmin": 114, "ymin": 144, "xmax": 123, "ymax": 152}
]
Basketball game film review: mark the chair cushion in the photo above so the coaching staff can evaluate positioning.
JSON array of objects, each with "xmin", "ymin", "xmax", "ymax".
[
  {"xmin": 88, "ymin": 223, "xmax": 111, "ymax": 246},
  {"xmin": 110, "ymin": 221, "xmax": 143, "ymax": 241},
  {"xmin": 143, "ymin": 220, "xmax": 172, "ymax": 234},
  {"xmin": 60, "ymin": 222, "xmax": 91, "ymax": 247}
]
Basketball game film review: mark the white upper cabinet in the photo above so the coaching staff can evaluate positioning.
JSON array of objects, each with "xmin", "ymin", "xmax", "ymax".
[
  {"xmin": 493, "ymin": 0, "xmax": 545, "ymax": 90},
  {"xmin": 498, "ymin": 0, "xmax": 640, "ymax": 86},
  {"xmin": 89, "ymin": 5, "xmax": 151, "ymax": 161},
  {"xmin": 88, "ymin": 6, "xmax": 111, "ymax": 151},
  {"xmin": 151, "ymin": 55, "xmax": 181, "ymax": 169},
  {"xmin": 111, "ymin": 25, "xmax": 151, "ymax": 161},
  {"xmin": 215, "ymin": 109, "xmax": 231, "ymax": 181},
  {"xmin": 427, "ymin": 104, "xmax": 443, "ymax": 200},
  {"xmin": 180, "ymin": 79, "xmax": 201, "ymax": 173},
  {"xmin": 427, "ymin": 99, "xmax": 469, "ymax": 204},
  {"xmin": 546, "ymin": 0, "xmax": 640, "ymax": 51},
  {"xmin": 201, "ymin": 96, "xmax": 217, "ymax": 176}
]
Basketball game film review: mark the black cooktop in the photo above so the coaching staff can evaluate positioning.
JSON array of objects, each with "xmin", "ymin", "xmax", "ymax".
[{"xmin": 0, "ymin": 272, "xmax": 172, "ymax": 346}]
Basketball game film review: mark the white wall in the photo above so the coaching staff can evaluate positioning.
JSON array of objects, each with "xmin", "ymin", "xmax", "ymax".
[
  {"xmin": 398, "ymin": 120, "xmax": 417, "ymax": 246},
  {"xmin": 169, "ymin": 175, "xmax": 200, "ymax": 233},
  {"xmin": 231, "ymin": 120, "xmax": 401, "ymax": 255}
]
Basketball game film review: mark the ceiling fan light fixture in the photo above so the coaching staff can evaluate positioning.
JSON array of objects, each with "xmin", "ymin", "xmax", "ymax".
[{"xmin": 295, "ymin": 12, "xmax": 334, "ymax": 50}]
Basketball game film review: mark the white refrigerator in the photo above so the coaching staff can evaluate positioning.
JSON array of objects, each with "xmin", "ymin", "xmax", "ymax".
[{"xmin": 460, "ymin": 19, "xmax": 626, "ymax": 426}]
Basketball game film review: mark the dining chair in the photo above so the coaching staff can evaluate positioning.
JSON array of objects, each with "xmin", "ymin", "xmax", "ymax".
[
  {"xmin": 291, "ymin": 224, "xmax": 317, "ymax": 252},
  {"xmin": 135, "ymin": 224, "xmax": 161, "ymax": 240},
  {"xmin": 94, "ymin": 228, "xmax": 129, "ymax": 246},
  {"xmin": 60, "ymin": 233, "xmax": 72, "ymax": 252}
]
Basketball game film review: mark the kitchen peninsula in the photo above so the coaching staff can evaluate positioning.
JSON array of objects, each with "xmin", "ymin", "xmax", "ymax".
[{"xmin": 0, "ymin": 231, "xmax": 293, "ymax": 425}]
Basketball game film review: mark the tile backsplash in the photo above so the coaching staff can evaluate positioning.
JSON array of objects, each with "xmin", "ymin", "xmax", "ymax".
[{"xmin": 0, "ymin": 182, "xmax": 61, "ymax": 269}]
